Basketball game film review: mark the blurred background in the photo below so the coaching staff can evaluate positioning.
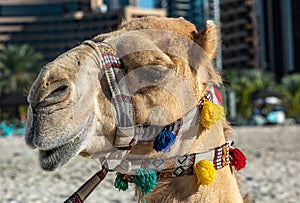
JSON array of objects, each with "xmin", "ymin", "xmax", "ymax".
[
  {"xmin": 0, "ymin": 0, "xmax": 300, "ymax": 130},
  {"xmin": 0, "ymin": 1, "xmax": 299, "ymax": 203}
]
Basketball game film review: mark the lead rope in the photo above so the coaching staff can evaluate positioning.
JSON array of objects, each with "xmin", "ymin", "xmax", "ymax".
[{"xmin": 64, "ymin": 165, "xmax": 109, "ymax": 203}]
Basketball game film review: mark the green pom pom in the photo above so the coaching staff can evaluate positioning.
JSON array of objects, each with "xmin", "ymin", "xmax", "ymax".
[
  {"xmin": 114, "ymin": 173, "xmax": 128, "ymax": 191},
  {"xmin": 134, "ymin": 168, "xmax": 157, "ymax": 195}
]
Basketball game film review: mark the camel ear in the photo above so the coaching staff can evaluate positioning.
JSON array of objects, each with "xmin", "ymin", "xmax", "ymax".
[{"xmin": 194, "ymin": 20, "xmax": 219, "ymax": 60}]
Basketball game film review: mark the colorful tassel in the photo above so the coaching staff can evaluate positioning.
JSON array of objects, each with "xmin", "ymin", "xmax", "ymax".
[
  {"xmin": 194, "ymin": 160, "xmax": 216, "ymax": 185},
  {"xmin": 114, "ymin": 173, "xmax": 128, "ymax": 191},
  {"xmin": 229, "ymin": 148, "xmax": 246, "ymax": 170},
  {"xmin": 153, "ymin": 130, "xmax": 176, "ymax": 152},
  {"xmin": 134, "ymin": 168, "xmax": 157, "ymax": 195},
  {"xmin": 200, "ymin": 101, "xmax": 224, "ymax": 129}
]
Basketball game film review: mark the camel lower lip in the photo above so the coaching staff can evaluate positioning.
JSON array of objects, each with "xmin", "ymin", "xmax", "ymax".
[
  {"xmin": 39, "ymin": 113, "xmax": 94, "ymax": 171},
  {"xmin": 39, "ymin": 136, "xmax": 83, "ymax": 171}
]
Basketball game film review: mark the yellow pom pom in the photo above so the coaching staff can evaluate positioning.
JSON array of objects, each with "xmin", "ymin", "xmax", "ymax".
[
  {"xmin": 200, "ymin": 101, "xmax": 224, "ymax": 129},
  {"xmin": 194, "ymin": 160, "xmax": 216, "ymax": 185}
]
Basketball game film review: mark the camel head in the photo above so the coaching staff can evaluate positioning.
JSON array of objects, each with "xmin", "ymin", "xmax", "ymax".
[
  {"xmin": 25, "ymin": 41, "xmax": 103, "ymax": 170},
  {"xmin": 25, "ymin": 17, "xmax": 222, "ymax": 171}
]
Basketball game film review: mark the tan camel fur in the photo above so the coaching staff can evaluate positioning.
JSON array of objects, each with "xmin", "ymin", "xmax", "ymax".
[{"xmin": 25, "ymin": 16, "xmax": 245, "ymax": 202}]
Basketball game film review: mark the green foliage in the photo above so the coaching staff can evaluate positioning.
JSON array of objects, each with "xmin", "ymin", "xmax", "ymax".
[
  {"xmin": 277, "ymin": 74, "xmax": 300, "ymax": 118},
  {"xmin": 0, "ymin": 44, "xmax": 43, "ymax": 95},
  {"xmin": 224, "ymin": 69, "xmax": 300, "ymax": 121},
  {"xmin": 224, "ymin": 69, "xmax": 276, "ymax": 120}
]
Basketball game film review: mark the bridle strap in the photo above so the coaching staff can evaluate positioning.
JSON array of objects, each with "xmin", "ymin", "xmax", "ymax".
[
  {"xmin": 64, "ymin": 42, "xmax": 228, "ymax": 202},
  {"xmin": 97, "ymin": 41, "xmax": 136, "ymax": 148},
  {"xmin": 64, "ymin": 165, "xmax": 109, "ymax": 203},
  {"xmin": 110, "ymin": 140, "xmax": 232, "ymax": 176},
  {"xmin": 96, "ymin": 41, "xmax": 223, "ymax": 150},
  {"xmin": 64, "ymin": 141, "xmax": 233, "ymax": 202}
]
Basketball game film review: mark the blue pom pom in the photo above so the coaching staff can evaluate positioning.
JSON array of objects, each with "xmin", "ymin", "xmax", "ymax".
[{"xmin": 153, "ymin": 130, "xmax": 176, "ymax": 152}]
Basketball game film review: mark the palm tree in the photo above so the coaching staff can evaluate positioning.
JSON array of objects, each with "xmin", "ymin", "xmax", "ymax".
[
  {"xmin": 0, "ymin": 44, "xmax": 43, "ymax": 96},
  {"xmin": 224, "ymin": 69, "xmax": 276, "ymax": 121},
  {"xmin": 278, "ymin": 73, "xmax": 300, "ymax": 119}
]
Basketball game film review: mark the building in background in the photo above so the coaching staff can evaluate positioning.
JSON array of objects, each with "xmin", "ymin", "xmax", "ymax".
[
  {"xmin": 291, "ymin": 0, "xmax": 300, "ymax": 73},
  {"xmin": 154, "ymin": 0, "xmax": 207, "ymax": 29},
  {"xmin": 154, "ymin": 0, "xmax": 222, "ymax": 70},
  {"xmin": 1, "ymin": 0, "xmax": 299, "ymax": 78},
  {"xmin": 220, "ymin": 0, "xmax": 299, "ymax": 80},
  {"xmin": 261, "ymin": 0, "xmax": 299, "ymax": 77},
  {"xmin": 220, "ymin": 0, "xmax": 257, "ymax": 70},
  {"xmin": 0, "ymin": 0, "xmax": 165, "ymax": 62},
  {"xmin": 155, "ymin": 0, "xmax": 299, "ymax": 79}
]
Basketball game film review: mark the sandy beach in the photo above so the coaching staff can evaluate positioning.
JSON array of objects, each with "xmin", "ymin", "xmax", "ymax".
[{"xmin": 0, "ymin": 125, "xmax": 299, "ymax": 203}]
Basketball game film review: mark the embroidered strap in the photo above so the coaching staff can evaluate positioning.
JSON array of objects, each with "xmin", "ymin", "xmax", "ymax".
[
  {"xmin": 65, "ymin": 141, "xmax": 233, "ymax": 202},
  {"xmin": 114, "ymin": 141, "xmax": 232, "ymax": 186},
  {"xmin": 109, "ymin": 141, "xmax": 232, "ymax": 177},
  {"xmin": 97, "ymin": 42, "xmax": 136, "ymax": 148},
  {"xmin": 64, "ymin": 165, "xmax": 109, "ymax": 203},
  {"xmin": 131, "ymin": 88, "xmax": 218, "ymax": 145}
]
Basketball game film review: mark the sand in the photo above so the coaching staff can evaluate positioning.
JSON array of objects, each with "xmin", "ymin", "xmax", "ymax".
[{"xmin": 0, "ymin": 125, "xmax": 299, "ymax": 203}]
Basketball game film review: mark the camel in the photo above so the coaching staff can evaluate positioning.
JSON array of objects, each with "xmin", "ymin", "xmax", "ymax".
[{"xmin": 25, "ymin": 16, "xmax": 247, "ymax": 202}]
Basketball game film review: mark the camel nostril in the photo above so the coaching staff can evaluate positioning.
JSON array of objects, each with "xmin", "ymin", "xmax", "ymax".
[
  {"xmin": 43, "ymin": 84, "xmax": 70, "ymax": 105},
  {"xmin": 49, "ymin": 85, "xmax": 68, "ymax": 97}
]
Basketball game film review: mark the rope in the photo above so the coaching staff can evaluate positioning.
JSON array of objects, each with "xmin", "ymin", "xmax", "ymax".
[{"xmin": 64, "ymin": 165, "xmax": 109, "ymax": 203}]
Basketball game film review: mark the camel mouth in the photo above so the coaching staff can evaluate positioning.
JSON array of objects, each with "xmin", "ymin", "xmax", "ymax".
[{"xmin": 39, "ymin": 113, "xmax": 95, "ymax": 171}]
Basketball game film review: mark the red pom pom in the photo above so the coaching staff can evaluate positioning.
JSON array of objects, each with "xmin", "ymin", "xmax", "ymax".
[{"xmin": 229, "ymin": 148, "xmax": 246, "ymax": 170}]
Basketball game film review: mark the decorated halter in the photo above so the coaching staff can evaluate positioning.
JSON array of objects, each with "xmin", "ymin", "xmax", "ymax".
[
  {"xmin": 64, "ymin": 42, "xmax": 246, "ymax": 203},
  {"xmin": 96, "ymin": 42, "xmax": 225, "ymax": 151}
]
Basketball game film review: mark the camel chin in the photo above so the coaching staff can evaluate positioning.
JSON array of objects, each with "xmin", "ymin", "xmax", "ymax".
[{"xmin": 32, "ymin": 112, "xmax": 95, "ymax": 171}]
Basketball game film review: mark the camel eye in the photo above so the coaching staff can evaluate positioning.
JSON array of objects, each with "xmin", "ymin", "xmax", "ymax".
[{"xmin": 144, "ymin": 67, "xmax": 167, "ymax": 82}]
